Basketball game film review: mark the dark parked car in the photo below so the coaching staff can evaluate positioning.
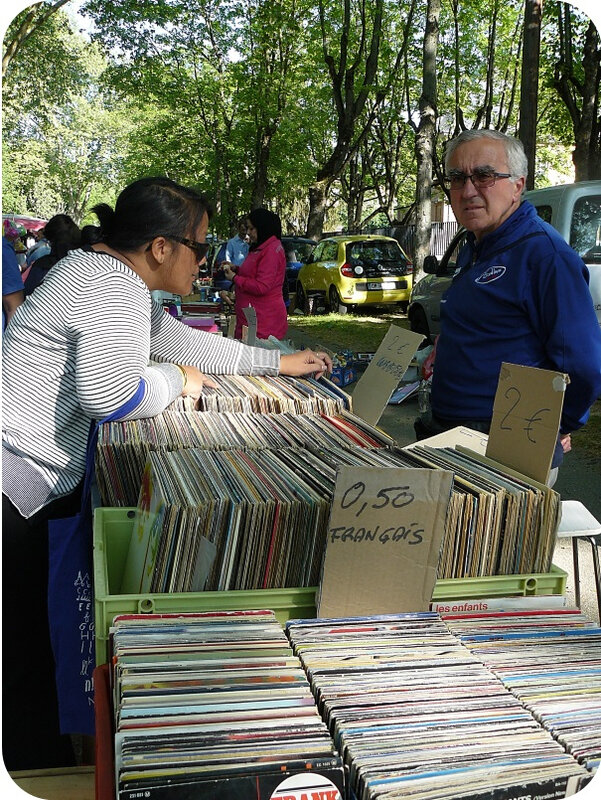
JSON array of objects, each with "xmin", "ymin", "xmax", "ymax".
[
  {"xmin": 407, "ymin": 229, "xmax": 466, "ymax": 341},
  {"xmin": 281, "ymin": 236, "xmax": 317, "ymax": 293}
]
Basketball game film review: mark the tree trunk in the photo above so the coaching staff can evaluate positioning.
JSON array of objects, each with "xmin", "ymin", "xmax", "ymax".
[
  {"xmin": 519, "ymin": 0, "xmax": 542, "ymax": 189},
  {"xmin": 305, "ymin": 0, "xmax": 384, "ymax": 238},
  {"xmin": 251, "ymin": 127, "xmax": 275, "ymax": 209},
  {"xmin": 553, "ymin": 10, "xmax": 601, "ymax": 181},
  {"xmin": 2, "ymin": 0, "xmax": 71, "ymax": 77},
  {"xmin": 306, "ymin": 182, "xmax": 329, "ymax": 240},
  {"xmin": 413, "ymin": 0, "xmax": 441, "ymax": 280}
]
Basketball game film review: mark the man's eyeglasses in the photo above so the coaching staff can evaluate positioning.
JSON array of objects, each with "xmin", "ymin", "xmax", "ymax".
[
  {"xmin": 444, "ymin": 169, "xmax": 512, "ymax": 190},
  {"xmin": 170, "ymin": 236, "xmax": 210, "ymax": 263}
]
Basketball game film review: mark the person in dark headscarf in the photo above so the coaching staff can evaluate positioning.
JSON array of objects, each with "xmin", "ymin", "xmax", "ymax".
[
  {"xmin": 223, "ymin": 208, "xmax": 288, "ymax": 340},
  {"xmin": 23, "ymin": 214, "xmax": 82, "ymax": 296}
]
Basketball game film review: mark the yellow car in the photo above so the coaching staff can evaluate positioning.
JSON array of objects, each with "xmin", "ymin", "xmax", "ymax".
[{"xmin": 296, "ymin": 234, "xmax": 413, "ymax": 314}]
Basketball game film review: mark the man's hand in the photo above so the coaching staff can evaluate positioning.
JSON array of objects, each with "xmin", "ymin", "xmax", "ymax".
[
  {"xmin": 560, "ymin": 433, "xmax": 572, "ymax": 453},
  {"xmin": 222, "ymin": 262, "xmax": 236, "ymax": 280}
]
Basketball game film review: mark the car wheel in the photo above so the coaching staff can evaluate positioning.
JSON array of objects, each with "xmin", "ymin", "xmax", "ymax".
[
  {"xmin": 328, "ymin": 286, "xmax": 349, "ymax": 315},
  {"xmin": 409, "ymin": 306, "xmax": 431, "ymax": 339}
]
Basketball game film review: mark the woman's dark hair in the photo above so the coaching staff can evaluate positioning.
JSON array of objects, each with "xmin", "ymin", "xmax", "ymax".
[
  {"xmin": 43, "ymin": 214, "xmax": 82, "ymax": 260},
  {"xmin": 24, "ymin": 214, "xmax": 81, "ymax": 296},
  {"xmin": 248, "ymin": 208, "xmax": 282, "ymax": 249},
  {"xmin": 91, "ymin": 177, "xmax": 213, "ymax": 251},
  {"xmin": 80, "ymin": 225, "xmax": 102, "ymax": 246}
]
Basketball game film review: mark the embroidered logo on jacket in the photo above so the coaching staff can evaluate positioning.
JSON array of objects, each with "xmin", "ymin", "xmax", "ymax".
[{"xmin": 475, "ymin": 265, "xmax": 506, "ymax": 284}]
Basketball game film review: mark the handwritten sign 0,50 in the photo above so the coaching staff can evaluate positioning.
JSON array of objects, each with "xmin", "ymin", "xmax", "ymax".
[
  {"xmin": 317, "ymin": 465, "xmax": 453, "ymax": 618},
  {"xmin": 329, "ymin": 479, "xmax": 425, "ymax": 546}
]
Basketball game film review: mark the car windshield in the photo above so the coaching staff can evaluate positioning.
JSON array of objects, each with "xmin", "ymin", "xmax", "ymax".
[
  {"xmin": 346, "ymin": 239, "xmax": 406, "ymax": 266},
  {"xmin": 284, "ymin": 240, "xmax": 314, "ymax": 263}
]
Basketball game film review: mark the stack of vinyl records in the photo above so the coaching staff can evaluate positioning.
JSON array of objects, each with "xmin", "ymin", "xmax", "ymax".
[
  {"xmin": 193, "ymin": 373, "xmax": 351, "ymax": 415},
  {"xmin": 96, "ymin": 407, "xmax": 394, "ymax": 507},
  {"xmin": 120, "ymin": 444, "xmax": 421, "ymax": 594},
  {"xmin": 442, "ymin": 609, "xmax": 601, "ymax": 775},
  {"xmin": 391, "ymin": 445, "xmax": 561, "ymax": 577},
  {"xmin": 118, "ymin": 439, "xmax": 561, "ymax": 595},
  {"xmin": 285, "ymin": 613, "xmax": 590, "ymax": 800},
  {"xmin": 109, "ymin": 609, "xmax": 344, "ymax": 800}
]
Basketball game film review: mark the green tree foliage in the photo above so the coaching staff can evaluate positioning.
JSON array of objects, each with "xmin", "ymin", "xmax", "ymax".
[
  {"xmin": 2, "ymin": 5, "xmax": 133, "ymax": 221},
  {"xmin": 3, "ymin": 0, "xmax": 599, "ymax": 233}
]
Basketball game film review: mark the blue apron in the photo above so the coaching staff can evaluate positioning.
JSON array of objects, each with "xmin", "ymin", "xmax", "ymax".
[{"xmin": 47, "ymin": 384, "xmax": 145, "ymax": 735}]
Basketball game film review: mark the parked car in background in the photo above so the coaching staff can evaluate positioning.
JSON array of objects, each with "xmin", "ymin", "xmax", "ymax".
[
  {"xmin": 407, "ymin": 229, "xmax": 466, "ymax": 340},
  {"xmin": 281, "ymin": 236, "xmax": 316, "ymax": 293},
  {"xmin": 206, "ymin": 239, "xmax": 226, "ymax": 281},
  {"xmin": 296, "ymin": 234, "xmax": 413, "ymax": 314},
  {"xmin": 408, "ymin": 181, "xmax": 601, "ymax": 341}
]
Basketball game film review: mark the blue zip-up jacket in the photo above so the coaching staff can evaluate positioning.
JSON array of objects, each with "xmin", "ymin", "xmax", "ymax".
[{"xmin": 432, "ymin": 200, "xmax": 601, "ymax": 433}]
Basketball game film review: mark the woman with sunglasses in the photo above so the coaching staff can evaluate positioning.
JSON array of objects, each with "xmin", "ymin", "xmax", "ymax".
[{"xmin": 1, "ymin": 176, "xmax": 331, "ymax": 771}]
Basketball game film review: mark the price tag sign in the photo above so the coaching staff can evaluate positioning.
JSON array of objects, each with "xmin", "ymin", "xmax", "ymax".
[
  {"xmin": 486, "ymin": 362, "xmax": 569, "ymax": 483},
  {"xmin": 351, "ymin": 324, "xmax": 424, "ymax": 426},
  {"xmin": 317, "ymin": 466, "xmax": 453, "ymax": 618}
]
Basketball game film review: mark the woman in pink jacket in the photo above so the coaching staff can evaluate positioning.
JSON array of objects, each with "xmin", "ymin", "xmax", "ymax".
[{"xmin": 224, "ymin": 208, "xmax": 287, "ymax": 340}]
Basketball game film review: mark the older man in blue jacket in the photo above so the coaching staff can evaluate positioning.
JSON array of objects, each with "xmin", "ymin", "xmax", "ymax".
[{"xmin": 416, "ymin": 129, "xmax": 601, "ymax": 482}]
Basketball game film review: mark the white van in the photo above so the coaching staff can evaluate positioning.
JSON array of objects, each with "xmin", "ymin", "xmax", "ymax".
[
  {"xmin": 408, "ymin": 180, "xmax": 601, "ymax": 340},
  {"xmin": 523, "ymin": 181, "xmax": 601, "ymax": 320}
]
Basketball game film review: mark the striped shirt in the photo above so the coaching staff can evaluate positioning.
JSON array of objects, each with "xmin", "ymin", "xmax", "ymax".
[{"xmin": 2, "ymin": 248, "xmax": 280, "ymax": 518}]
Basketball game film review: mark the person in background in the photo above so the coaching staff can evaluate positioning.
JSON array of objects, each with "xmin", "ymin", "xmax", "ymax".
[
  {"xmin": 223, "ymin": 208, "xmax": 287, "ymax": 341},
  {"xmin": 414, "ymin": 129, "xmax": 601, "ymax": 485},
  {"xmin": 2, "ymin": 176, "xmax": 331, "ymax": 771},
  {"xmin": 224, "ymin": 215, "xmax": 249, "ymax": 267},
  {"xmin": 213, "ymin": 218, "xmax": 248, "ymax": 293},
  {"xmin": 25, "ymin": 229, "xmax": 51, "ymax": 269},
  {"xmin": 23, "ymin": 213, "xmax": 82, "ymax": 296},
  {"xmin": 80, "ymin": 224, "xmax": 102, "ymax": 246},
  {"xmin": 2, "ymin": 235, "xmax": 25, "ymax": 331}
]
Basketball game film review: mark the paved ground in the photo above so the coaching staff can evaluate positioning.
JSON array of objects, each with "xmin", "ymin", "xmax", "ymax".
[{"xmin": 288, "ymin": 328, "xmax": 601, "ymax": 623}]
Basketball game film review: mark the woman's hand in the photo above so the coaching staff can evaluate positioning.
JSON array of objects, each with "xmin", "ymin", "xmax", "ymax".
[
  {"xmin": 179, "ymin": 365, "xmax": 218, "ymax": 399},
  {"xmin": 280, "ymin": 350, "xmax": 332, "ymax": 379},
  {"xmin": 222, "ymin": 262, "xmax": 236, "ymax": 281}
]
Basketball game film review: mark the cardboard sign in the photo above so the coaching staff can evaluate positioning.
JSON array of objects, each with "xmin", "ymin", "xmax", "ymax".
[
  {"xmin": 317, "ymin": 466, "xmax": 453, "ymax": 618},
  {"xmin": 404, "ymin": 425, "xmax": 488, "ymax": 455},
  {"xmin": 351, "ymin": 324, "xmax": 424, "ymax": 425},
  {"xmin": 486, "ymin": 362, "xmax": 569, "ymax": 484},
  {"xmin": 241, "ymin": 305, "xmax": 257, "ymax": 345}
]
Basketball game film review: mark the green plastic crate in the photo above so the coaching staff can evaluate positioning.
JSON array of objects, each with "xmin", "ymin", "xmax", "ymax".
[
  {"xmin": 432, "ymin": 566, "xmax": 566, "ymax": 601},
  {"xmin": 93, "ymin": 507, "xmax": 318, "ymax": 665},
  {"xmin": 93, "ymin": 507, "xmax": 567, "ymax": 665}
]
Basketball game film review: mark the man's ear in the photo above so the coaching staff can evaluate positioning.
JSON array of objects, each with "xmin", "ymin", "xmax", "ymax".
[{"xmin": 513, "ymin": 175, "xmax": 526, "ymax": 198}]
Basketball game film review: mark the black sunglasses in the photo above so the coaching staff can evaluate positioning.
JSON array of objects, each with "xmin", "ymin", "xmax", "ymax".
[
  {"xmin": 147, "ymin": 235, "xmax": 210, "ymax": 263},
  {"xmin": 170, "ymin": 236, "xmax": 210, "ymax": 263}
]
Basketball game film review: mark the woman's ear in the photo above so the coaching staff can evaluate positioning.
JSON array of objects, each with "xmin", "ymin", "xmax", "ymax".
[{"xmin": 147, "ymin": 236, "xmax": 170, "ymax": 265}]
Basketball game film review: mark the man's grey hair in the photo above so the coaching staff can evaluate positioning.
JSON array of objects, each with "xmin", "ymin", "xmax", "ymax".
[{"xmin": 444, "ymin": 129, "xmax": 528, "ymax": 182}]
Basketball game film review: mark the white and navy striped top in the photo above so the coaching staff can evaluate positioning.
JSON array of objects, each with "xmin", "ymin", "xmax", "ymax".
[{"xmin": 2, "ymin": 248, "xmax": 280, "ymax": 518}]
